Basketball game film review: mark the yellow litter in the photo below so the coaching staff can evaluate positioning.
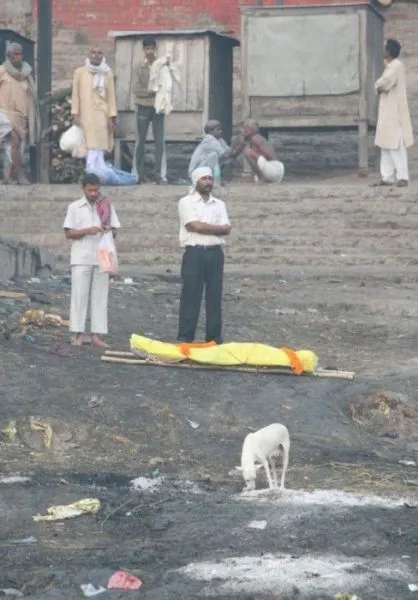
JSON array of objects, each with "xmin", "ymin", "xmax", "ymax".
[
  {"xmin": 20, "ymin": 309, "xmax": 69, "ymax": 329},
  {"xmin": 33, "ymin": 498, "xmax": 101, "ymax": 521},
  {"xmin": 29, "ymin": 418, "xmax": 53, "ymax": 449},
  {"xmin": 0, "ymin": 420, "xmax": 17, "ymax": 441}
]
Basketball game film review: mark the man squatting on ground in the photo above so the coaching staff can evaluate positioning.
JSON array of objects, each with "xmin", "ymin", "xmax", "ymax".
[
  {"xmin": 240, "ymin": 119, "xmax": 285, "ymax": 184},
  {"xmin": 0, "ymin": 42, "xmax": 38, "ymax": 184},
  {"xmin": 374, "ymin": 38, "xmax": 413, "ymax": 188},
  {"xmin": 177, "ymin": 167, "xmax": 231, "ymax": 345},
  {"xmin": 71, "ymin": 47, "xmax": 117, "ymax": 175},
  {"xmin": 188, "ymin": 120, "xmax": 245, "ymax": 182},
  {"xmin": 188, "ymin": 119, "xmax": 285, "ymax": 185},
  {"xmin": 63, "ymin": 172, "xmax": 120, "ymax": 348}
]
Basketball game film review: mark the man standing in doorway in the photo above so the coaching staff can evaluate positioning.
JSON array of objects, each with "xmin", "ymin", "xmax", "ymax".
[
  {"xmin": 177, "ymin": 166, "xmax": 231, "ymax": 344},
  {"xmin": 374, "ymin": 39, "xmax": 413, "ymax": 187},
  {"xmin": 71, "ymin": 47, "xmax": 117, "ymax": 176},
  {"xmin": 63, "ymin": 172, "xmax": 121, "ymax": 348},
  {"xmin": 0, "ymin": 43, "xmax": 39, "ymax": 184},
  {"xmin": 133, "ymin": 36, "xmax": 165, "ymax": 184}
]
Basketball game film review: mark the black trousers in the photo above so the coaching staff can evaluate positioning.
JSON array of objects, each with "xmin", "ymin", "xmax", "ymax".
[
  {"xmin": 135, "ymin": 106, "xmax": 165, "ymax": 182},
  {"xmin": 177, "ymin": 245, "xmax": 224, "ymax": 344}
]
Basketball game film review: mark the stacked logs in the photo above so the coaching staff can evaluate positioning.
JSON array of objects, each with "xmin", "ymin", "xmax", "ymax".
[{"xmin": 46, "ymin": 88, "xmax": 85, "ymax": 184}]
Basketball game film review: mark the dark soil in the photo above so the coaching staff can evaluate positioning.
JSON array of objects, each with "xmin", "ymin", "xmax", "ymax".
[{"xmin": 0, "ymin": 268, "xmax": 417, "ymax": 599}]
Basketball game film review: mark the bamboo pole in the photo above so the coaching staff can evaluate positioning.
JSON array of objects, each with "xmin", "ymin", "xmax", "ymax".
[{"xmin": 101, "ymin": 354, "xmax": 355, "ymax": 380}]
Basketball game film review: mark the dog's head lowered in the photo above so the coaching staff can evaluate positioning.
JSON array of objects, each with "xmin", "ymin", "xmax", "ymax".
[{"xmin": 235, "ymin": 463, "xmax": 262, "ymax": 491}]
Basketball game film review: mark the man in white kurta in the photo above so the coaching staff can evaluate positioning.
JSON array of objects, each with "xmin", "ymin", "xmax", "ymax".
[
  {"xmin": 374, "ymin": 39, "xmax": 413, "ymax": 187},
  {"xmin": 63, "ymin": 172, "xmax": 120, "ymax": 347},
  {"xmin": 71, "ymin": 47, "xmax": 117, "ymax": 176}
]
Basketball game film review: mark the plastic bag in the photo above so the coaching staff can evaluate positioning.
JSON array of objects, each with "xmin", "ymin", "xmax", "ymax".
[
  {"xmin": 0, "ymin": 110, "xmax": 12, "ymax": 142},
  {"xmin": 59, "ymin": 125, "xmax": 87, "ymax": 158},
  {"xmin": 97, "ymin": 232, "xmax": 118, "ymax": 274}
]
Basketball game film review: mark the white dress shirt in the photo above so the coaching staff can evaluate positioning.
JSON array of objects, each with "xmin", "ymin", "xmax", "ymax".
[
  {"xmin": 63, "ymin": 196, "xmax": 121, "ymax": 266},
  {"xmin": 178, "ymin": 191, "xmax": 230, "ymax": 248}
]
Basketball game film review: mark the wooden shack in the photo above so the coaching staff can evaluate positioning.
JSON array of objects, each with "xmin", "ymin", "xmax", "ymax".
[
  {"xmin": 109, "ymin": 29, "xmax": 239, "ymax": 168},
  {"xmin": 240, "ymin": 3, "xmax": 385, "ymax": 172}
]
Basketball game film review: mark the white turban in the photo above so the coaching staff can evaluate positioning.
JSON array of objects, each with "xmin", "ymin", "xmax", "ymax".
[{"xmin": 191, "ymin": 166, "xmax": 213, "ymax": 189}]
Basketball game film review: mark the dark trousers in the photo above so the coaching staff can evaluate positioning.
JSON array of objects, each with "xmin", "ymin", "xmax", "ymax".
[
  {"xmin": 135, "ymin": 106, "xmax": 165, "ymax": 182},
  {"xmin": 178, "ymin": 246, "xmax": 224, "ymax": 344}
]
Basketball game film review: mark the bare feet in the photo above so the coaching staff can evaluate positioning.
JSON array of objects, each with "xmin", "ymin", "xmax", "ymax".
[
  {"xmin": 91, "ymin": 334, "xmax": 109, "ymax": 348},
  {"xmin": 72, "ymin": 333, "xmax": 85, "ymax": 346}
]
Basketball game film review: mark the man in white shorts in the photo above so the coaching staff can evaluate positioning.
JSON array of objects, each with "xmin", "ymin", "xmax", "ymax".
[{"xmin": 241, "ymin": 119, "xmax": 285, "ymax": 184}]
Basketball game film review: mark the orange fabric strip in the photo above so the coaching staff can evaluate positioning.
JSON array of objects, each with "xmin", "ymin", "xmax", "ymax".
[
  {"xmin": 282, "ymin": 347, "xmax": 304, "ymax": 376},
  {"xmin": 178, "ymin": 341, "xmax": 216, "ymax": 357}
]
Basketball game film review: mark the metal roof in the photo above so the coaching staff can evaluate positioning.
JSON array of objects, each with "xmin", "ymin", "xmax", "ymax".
[{"xmin": 108, "ymin": 29, "xmax": 239, "ymax": 45}]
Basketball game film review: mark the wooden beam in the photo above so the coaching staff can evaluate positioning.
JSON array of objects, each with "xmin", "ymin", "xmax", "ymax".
[
  {"xmin": 357, "ymin": 8, "xmax": 369, "ymax": 174},
  {"xmin": 101, "ymin": 352, "xmax": 355, "ymax": 380},
  {"xmin": 36, "ymin": 0, "xmax": 52, "ymax": 183}
]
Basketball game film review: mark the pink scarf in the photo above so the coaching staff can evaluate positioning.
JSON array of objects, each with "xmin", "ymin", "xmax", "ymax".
[{"xmin": 96, "ymin": 194, "xmax": 112, "ymax": 229}]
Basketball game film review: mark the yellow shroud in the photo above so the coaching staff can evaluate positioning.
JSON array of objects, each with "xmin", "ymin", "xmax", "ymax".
[{"xmin": 130, "ymin": 334, "xmax": 318, "ymax": 374}]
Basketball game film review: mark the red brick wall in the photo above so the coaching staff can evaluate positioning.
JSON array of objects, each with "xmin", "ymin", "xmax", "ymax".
[{"xmin": 41, "ymin": 0, "xmax": 253, "ymax": 39}]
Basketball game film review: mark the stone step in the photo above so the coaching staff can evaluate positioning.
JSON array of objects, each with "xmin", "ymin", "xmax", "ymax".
[
  {"xmin": 9, "ymin": 236, "xmax": 418, "ymax": 268},
  {"xmin": 5, "ymin": 228, "xmax": 415, "ymax": 248},
  {"xmin": 2, "ymin": 201, "xmax": 417, "ymax": 225},
  {"xmin": 3, "ymin": 213, "xmax": 418, "ymax": 234},
  {"xmin": 1, "ymin": 182, "xmax": 418, "ymax": 270},
  {"xmin": 2, "ymin": 182, "xmax": 417, "ymax": 201}
]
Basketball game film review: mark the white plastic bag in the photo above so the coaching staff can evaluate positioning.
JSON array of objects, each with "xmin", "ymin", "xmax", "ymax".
[
  {"xmin": 97, "ymin": 232, "xmax": 118, "ymax": 274},
  {"xmin": 59, "ymin": 125, "xmax": 87, "ymax": 158},
  {"xmin": 0, "ymin": 110, "xmax": 12, "ymax": 142}
]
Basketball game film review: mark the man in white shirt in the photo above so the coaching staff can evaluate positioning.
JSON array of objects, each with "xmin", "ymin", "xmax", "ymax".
[
  {"xmin": 63, "ymin": 172, "xmax": 120, "ymax": 347},
  {"xmin": 177, "ymin": 166, "xmax": 231, "ymax": 344}
]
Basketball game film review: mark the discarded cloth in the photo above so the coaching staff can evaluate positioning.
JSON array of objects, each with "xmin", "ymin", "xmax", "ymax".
[
  {"xmin": 80, "ymin": 583, "xmax": 106, "ymax": 597},
  {"xmin": 29, "ymin": 417, "xmax": 53, "ymax": 449},
  {"xmin": 33, "ymin": 498, "xmax": 100, "ymax": 521},
  {"xmin": 20, "ymin": 309, "xmax": 68, "ymax": 329},
  {"xmin": 108, "ymin": 571, "xmax": 143, "ymax": 591}
]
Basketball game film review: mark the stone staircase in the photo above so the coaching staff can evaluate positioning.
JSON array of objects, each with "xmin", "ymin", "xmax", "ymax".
[{"xmin": 1, "ymin": 180, "xmax": 417, "ymax": 273}]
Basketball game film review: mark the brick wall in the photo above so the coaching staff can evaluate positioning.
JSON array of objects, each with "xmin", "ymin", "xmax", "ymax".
[{"xmin": 0, "ymin": 0, "xmax": 32, "ymax": 37}]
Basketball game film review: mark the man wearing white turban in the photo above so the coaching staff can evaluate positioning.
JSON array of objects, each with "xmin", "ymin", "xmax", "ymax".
[{"xmin": 177, "ymin": 166, "xmax": 231, "ymax": 344}]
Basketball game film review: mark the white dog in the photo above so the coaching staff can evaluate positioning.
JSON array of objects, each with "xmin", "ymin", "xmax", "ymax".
[{"xmin": 237, "ymin": 423, "xmax": 290, "ymax": 491}]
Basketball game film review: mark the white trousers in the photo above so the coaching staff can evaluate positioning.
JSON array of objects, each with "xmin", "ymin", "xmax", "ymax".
[
  {"xmin": 70, "ymin": 265, "xmax": 109, "ymax": 334},
  {"xmin": 86, "ymin": 149, "xmax": 106, "ymax": 174},
  {"xmin": 380, "ymin": 137, "xmax": 409, "ymax": 182}
]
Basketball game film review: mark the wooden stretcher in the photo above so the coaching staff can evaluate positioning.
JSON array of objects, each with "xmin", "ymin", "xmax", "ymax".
[{"xmin": 101, "ymin": 350, "xmax": 355, "ymax": 380}]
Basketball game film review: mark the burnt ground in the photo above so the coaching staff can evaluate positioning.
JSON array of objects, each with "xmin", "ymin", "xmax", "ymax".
[{"xmin": 0, "ymin": 266, "xmax": 418, "ymax": 600}]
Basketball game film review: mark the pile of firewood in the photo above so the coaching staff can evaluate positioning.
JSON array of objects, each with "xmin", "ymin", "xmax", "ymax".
[{"xmin": 46, "ymin": 88, "xmax": 85, "ymax": 184}]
